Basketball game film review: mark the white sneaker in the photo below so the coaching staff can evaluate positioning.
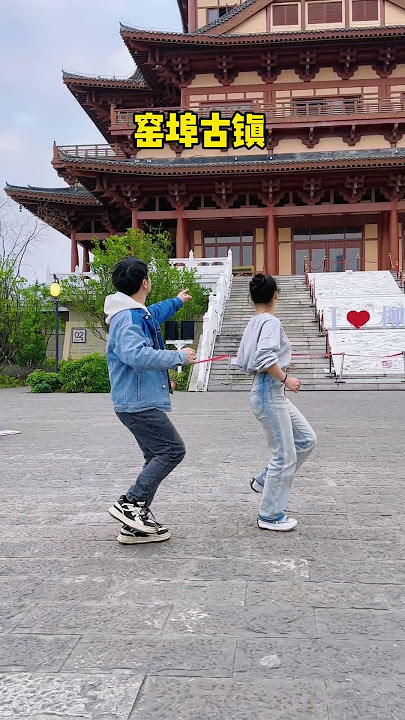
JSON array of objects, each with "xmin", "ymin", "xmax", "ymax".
[
  {"xmin": 108, "ymin": 496, "xmax": 157, "ymax": 534},
  {"xmin": 257, "ymin": 515, "xmax": 298, "ymax": 532},
  {"xmin": 117, "ymin": 524, "xmax": 171, "ymax": 544}
]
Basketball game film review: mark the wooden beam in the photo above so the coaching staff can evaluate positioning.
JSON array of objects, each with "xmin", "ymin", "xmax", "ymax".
[
  {"xmin": 176, "ymin": 209, "xmax": 186, "ymax": 257},
  {"xmin": 380, "ymin": 212, "xmax": 390, "ymax": 270},
  {"xmin": 389, "ymin": 199, "xmax": 400, "ymax": 268},
  {"xmin": 137, "ymin": 201, "xmax": 405, "ymax": 221},
  {"xmin": 266, "ymin": 207, "xmax": 278, "ymax": 275},
  {"xmin": 131, "ymin": 207, "xmax": 139, "ymax": 229},
  {"xmin": 82, "ymin": 246, "xmax": 90, "ymax": 273},
  {"xmin": 70, "ymin": 231, "xmax": 79, "ymax": 272},
  {"xmin": 188, "ymin": 0, "xmax": 197, "ymax": 31}
]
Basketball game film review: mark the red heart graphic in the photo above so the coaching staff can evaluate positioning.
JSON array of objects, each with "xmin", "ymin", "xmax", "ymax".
[{"xmin": 347, "ymin": 310, "xmax": 370, "ymax": 329}]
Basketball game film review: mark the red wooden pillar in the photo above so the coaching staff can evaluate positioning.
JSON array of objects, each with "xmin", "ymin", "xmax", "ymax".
[
  {"xmin": 131, "ymin": 207, "xmax": 139, "ymax": 229},
  {"xmin": 176, "ymin": 209, "xmax": 186, "ymax": 258},
  {"xmin": 70, "ymin": 231, "xmax": 79, "ymax": 272},
  {"xmin": 380, "ymin": 212, "xmax": 390, "ymax": 270},
  {"xmin": 184, "ymin": 220, "xmax": 191, "ymax": 256},
  {"xmin": 266, "ymin": 206, "xmax": 278, "ymax": 275},
  {"xmin": 389, "ymin": 199, "xmax": 399, "ymax": 269},
  {"xmin": 83, "ymin": 246, "xmax": 90, "ymax": 273}
]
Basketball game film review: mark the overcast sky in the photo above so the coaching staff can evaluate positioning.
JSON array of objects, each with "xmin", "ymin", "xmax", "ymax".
[{"xmin": 0, "ymin": 0, "xmax": 181, "ymax": 283}]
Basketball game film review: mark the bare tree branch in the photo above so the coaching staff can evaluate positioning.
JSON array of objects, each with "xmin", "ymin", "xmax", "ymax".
[{"xmin": 0, "ymin": 192, "xmax": 64, "ymax": 275}]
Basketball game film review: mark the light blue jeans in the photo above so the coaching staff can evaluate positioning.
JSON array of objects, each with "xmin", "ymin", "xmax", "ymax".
[{"xmin": 251, "ymin": 372, "xmax": 317, "ymax": 522}]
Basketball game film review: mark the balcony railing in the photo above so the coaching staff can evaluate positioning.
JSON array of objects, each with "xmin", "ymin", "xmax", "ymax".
[
  {"xmin": 111, "ymin": 97, "xmax": 405, "ymax": 128},
  {"xmin": 56, "ymin": 143, "xmax": 127, "ymax": 159}
]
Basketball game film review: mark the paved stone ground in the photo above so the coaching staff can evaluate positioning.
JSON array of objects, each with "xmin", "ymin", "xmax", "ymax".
[{"xmin": 0, "ymin": 387, "xmax": 404, "ymax": 719}]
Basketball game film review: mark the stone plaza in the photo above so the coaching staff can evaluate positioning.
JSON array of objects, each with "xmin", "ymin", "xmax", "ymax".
[{"xmin": 0, "ymin": 387, "xmax": 404, "ymax": 719}]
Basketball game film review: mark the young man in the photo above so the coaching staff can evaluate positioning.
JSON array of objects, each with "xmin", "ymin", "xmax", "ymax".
[{"xmin": 104, "ymin": 256, "xmax": 195, "ymax": 545}]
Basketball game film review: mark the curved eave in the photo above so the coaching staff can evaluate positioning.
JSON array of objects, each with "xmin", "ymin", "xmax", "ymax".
[
  {"xmin": 53, "ymin": 149, "xmax": 405, "ymax": 177},
  {"xmin": 5, "ymin": 184, "xmax": 101, "ymax": 206},
  {"xmin": 120, "ymin": 23, "xmax": 405, "ymax": 46},
  {"xmin": 116, "ymin": 42, "xmax": 163, "ymax": 89},
  {"xmin": 63, "ymin": 71, "xmax": 148, "ymax": 90},
  {"xmin": 176, "ymin": 0, "xmax": 188, "ymax": 33}
]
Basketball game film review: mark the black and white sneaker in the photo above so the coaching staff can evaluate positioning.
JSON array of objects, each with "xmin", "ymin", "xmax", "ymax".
[
  {"xmin": 117, "ymin": 524, "xmax": 171, "ymax": 545},
  {"xmin": 108, "ymin": 496, "xmax": 157, "ymax": 534}
]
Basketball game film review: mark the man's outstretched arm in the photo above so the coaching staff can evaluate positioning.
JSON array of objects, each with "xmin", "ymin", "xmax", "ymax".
[{"xmin": 147, "ymin": 289, "xmax": 192, "ymax": 324}]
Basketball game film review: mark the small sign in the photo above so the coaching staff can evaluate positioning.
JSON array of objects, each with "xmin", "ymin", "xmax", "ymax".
[
  {"xmin": 382, "ymin": 360, "xmax": 393, "ymax": 369},
  {"xmin": 72, "ymin": 328, "xmax": 86, "ymax": 344}
]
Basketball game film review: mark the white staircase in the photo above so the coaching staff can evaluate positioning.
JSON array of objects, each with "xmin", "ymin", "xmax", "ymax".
[
  {"xmin": 207, "ymin": 273, "xmax": 405, "ymax": 391},
  {"xmin": 208, "ymin": 275, "xmax": 330, "ymax": 391}
]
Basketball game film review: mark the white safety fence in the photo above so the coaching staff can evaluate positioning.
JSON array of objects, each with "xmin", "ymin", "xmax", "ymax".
[
  {"xmin": 46, "ymin": 266, "xmax": 93, "ymax": 284},
  {"xmin": 170, "ymin": 251, "xmax": 232, "ymax": 295},
  {"xmin": 328, "ymin": 330, "xmax": 405, "ymax": 378},
  {"xmin": 306, "ymin": 270, "xmax": 405, "ymax": 380},
  {"xmin": 171, "ymin": 251, "xmax": 234, "ymax": 391},
  {"xmin": 189, "ymin": 252, "xmax": 233, "ymax": 392}
]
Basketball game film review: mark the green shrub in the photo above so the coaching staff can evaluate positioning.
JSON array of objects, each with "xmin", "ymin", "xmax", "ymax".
[
  {"xmin": 169, "ymin": 366, "xmax": 191, "ymax": 392},
  {"xmin": 41, "ymin": 358, "xmax": 58, "ymax": 372},
  {"xmin": 59, "ymin": 353, "xmax": 110, "ymax": 393},
  {"xmin": 26, "ymin": 370, "xmax": 61, "ymax": 393},
  {"xmin": 0, "ymin": 375, "xmax": 25, "ymax": 389}
]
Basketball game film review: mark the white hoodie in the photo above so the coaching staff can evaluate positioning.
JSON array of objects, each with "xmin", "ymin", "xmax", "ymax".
[{"xmin": 104, "ymin": 291, "xmax": 150, "ymax": 325}]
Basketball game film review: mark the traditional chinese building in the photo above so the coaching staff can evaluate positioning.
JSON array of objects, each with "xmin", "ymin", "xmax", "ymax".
[{"xmin": 6, "ymin": 0, "xmax": 405, "ymax": 274}]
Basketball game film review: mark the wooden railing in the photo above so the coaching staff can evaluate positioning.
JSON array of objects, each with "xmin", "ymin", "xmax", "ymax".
[
  {"xmin": 111, "ymin": 96, "xmax": 405, "ymax": 127},
  {"xmin": 56, "ymin": 144, "xmax": 126, "ymax": 158}
]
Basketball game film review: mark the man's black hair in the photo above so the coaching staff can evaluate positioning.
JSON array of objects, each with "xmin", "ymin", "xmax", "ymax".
[{"xmin": 111, "ymin": 257, "xmax": 148, "ymax": 296}]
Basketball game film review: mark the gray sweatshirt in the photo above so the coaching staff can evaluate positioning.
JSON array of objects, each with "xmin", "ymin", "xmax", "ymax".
[{"xmin": 237, "ymin": 313, "xmax": 292, "ymax": 375}]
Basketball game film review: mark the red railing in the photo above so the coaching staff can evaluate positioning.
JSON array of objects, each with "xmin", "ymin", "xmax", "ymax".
[{"xmin": 111, "ymin": 96, "xmax": 405, "ymax": 128}]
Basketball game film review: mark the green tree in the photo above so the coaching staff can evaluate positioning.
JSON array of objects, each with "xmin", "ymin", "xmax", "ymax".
[
  {"xmin": 1, "ymin": 192, "xmax": 63, "ymax": 371},
  {"xmin": 16, "ymin": 283, "xmax": 56, "ymax": 369},
  {"xmin": 0, "ymin": 258, "xmax": 25, "ymax": 369},
  {"xmin": 0, "ymin": 262, "xmax": 55, "ymax": 371},
  {"xmin": 64, "ymin": 228, "xmax": 210, "ymax": 338}
]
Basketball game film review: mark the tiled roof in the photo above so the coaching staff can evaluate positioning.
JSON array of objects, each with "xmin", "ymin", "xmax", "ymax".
[
  {"xmin": 5, "ymin": 184, "xmax": 101, "ymax": 204},
  {"xmin": 56, "ymin": 148, "xmax": 405, "ymax": 173},
  {"xmin": 62, "ymin": 69, "xmax": 147, "ymax": 87},
  {"xmin": 131, "ymin": 68, "xmax": 146, "ymax": 83},
  {"xmin": 119, "ymin": 22, "xmax": 405, "ymax": 44}
]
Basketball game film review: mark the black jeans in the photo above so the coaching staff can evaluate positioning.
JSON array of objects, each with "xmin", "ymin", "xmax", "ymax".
[{"xmin": 116, "ymin": 409, "xmax": 186, "ymax": 506}]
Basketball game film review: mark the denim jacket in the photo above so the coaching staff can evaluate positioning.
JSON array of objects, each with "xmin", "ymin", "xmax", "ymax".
[{"xmin": 104, "ymin": 292, "xmax": 187, "ymax": 413}]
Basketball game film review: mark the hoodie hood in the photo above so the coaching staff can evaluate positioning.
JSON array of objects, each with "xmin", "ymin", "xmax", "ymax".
[{"xmin": 104, "ymin": 291, "xmax": 150, "ymax": 325}]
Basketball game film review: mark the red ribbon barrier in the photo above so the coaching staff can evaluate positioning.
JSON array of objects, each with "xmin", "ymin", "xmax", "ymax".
[
  {"xmin": 195, "ymin": 351, "xmax": 404, "ymax": 364},
  {"xmin": 194, "ymin": 354, "xmax": 230, "ymax": 365}
]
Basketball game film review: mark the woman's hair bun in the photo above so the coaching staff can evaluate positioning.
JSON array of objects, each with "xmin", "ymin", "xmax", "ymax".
[
  {"xmin": 249, "ymin": 273, "xmax": 278, "ymax": 305},
  {"xmin": 251, "ymin": 273, "xmax": 266, "ymax": 287}
]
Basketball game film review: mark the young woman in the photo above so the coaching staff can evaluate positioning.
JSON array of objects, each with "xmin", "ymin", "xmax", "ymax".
[{"xmin": 237, "ymin": 273, "xmax": 317, "ymax": 532}]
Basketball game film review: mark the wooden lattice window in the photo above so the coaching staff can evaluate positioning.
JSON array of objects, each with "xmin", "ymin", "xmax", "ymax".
[
  {"xmin": 307, "ymin": 1, "xmax": 343, "ymax": 23},
  {"xmin": 272, "ymin": 3, "xmax": 299, "ymax": 25},
  {"xmin": 352, "ymin": 0, "xmax": 378, "ymax": 20}
]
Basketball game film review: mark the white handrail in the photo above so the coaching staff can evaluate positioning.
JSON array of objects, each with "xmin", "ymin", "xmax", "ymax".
[
  {"xmin": 196, "ymin": 249, "xmax": 233, "ymax": 392},
  {"xmin": 46, "ymin": 267, "xmax": 93, "ymax": 284}
]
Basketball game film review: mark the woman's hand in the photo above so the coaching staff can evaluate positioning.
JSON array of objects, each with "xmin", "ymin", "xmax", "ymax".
[{"xmin": 285, "ymin": 376, "xmax": 301, "ymax": 393}]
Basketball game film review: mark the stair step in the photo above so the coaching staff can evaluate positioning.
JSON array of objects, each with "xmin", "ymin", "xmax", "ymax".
[{"xmin": 206, "ymin": 274, "xmax": 405, "ymax": 391}]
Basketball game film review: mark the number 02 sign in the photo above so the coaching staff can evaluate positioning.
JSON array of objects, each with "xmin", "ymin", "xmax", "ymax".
[{"xmin": 72, "ymin": 329, "xmax": 86, "ymax": 344}]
